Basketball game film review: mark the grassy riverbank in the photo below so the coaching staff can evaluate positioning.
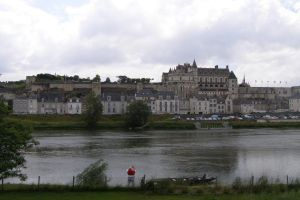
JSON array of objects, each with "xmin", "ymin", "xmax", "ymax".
[
  {"xmin": 230, "ymin": 121, "xmax": 300, "ymax": 129},
  {"xmin": 1, "ymin": 191, "xmax": 300, "ymax": 200},
  {"xmin": 2, "ymin": 176, "xmax": 300, "ymax": 199},
  {"xmin": 7, "ymin": 115, "xmax": 196, "ymax": 131},
  {"xmin": 7, "ymin": 115, "xmax": 300, "ymax": 130}
]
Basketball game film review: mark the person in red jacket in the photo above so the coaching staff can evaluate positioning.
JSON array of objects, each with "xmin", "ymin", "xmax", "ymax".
[{"xmin": 127, "ymin": 166, "xmax": 136, "ymax": 186}]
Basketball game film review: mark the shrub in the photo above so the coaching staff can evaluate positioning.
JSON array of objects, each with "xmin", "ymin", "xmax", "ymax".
[{"xmin": 76, "ymin": 159, "xmax": 108, "ymax": 187}]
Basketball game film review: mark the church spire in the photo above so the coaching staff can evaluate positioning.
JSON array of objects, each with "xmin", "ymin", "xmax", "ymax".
[{"xmin": 192, "ymin": 59, "xmax": 197, "ymax": 68}]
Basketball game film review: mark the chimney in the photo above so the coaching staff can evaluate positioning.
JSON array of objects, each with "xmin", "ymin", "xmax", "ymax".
[
  {"xmin": 226, "ymin": 65, "xmax": 229, "ymax": 69},
  {"xmin": 215, "ymin": 65, "xmax": 218, "ymax": 69}
]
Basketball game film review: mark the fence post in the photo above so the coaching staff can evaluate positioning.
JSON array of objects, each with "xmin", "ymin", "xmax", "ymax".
[
  {"xmin": 287, "ymin": 175, "xmax": 289, "ymax": 185},
  {"xmin": 38, "ymin": 176, "xmax": 40, "ymax": 190},
  {"xmin": 72, "ymin": 176, "xmax": 75, "ymax": 189},
  {"xmin": 141, "ymin": 174, "xmax": 146, "ymax": 187},
  {"xmin": 1, "ymin": 178, "xmax": 3, "ymax": 191},
  {"xmin": 105, "ymin": 176, "xmax": 107, "ymax": 186},
  {"xmin": 215, "ymin": 176, "xmax": 218, "ymax": 187},
  {"xmin": 251, "ymin": 176, "xmax": 254, "ymax": 186}
]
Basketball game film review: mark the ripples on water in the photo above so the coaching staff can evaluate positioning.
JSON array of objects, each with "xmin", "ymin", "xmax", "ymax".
[{"xmin": 19, "ymin": 129, "xmax": 300, "ymax": 185}]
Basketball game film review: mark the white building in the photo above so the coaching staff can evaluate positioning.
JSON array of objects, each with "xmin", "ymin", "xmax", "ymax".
[
  {"xmin": 289, "ymin": 95, "xmax": 300, "ymax": 112},
  {"xmin": 37, "ymin": 93, "xmax": 65, "ymax": 114},
  {"xmin": 135, "ymin": 89, "xmax": 180, "ymax": 114},
  {"xmin": 189, "ymin": 96, "xmax": 209, "ymax": 114},
  {"xmin": 101, "ymin": 93, "xmax": 134, "ymax": 115},
  {"xmin": 189, "ymin": 95, "xmax": 232, "ymax": 115},
  {"xmin": 13, "ymin": 97, "xmax": 38, "ymax": 114},
  {"xmin": 65, "ymin": 98, "xmax": 82, "ymax": 114}
]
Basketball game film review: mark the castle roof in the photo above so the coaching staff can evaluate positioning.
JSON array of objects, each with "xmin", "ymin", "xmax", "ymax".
[
  {"xmin": 197, "ymin": 68, "xmax": 230, "ymax": 76},
  {"xmin": 228, "ymin": 71, "xmax": 237, "ymax": 79}
]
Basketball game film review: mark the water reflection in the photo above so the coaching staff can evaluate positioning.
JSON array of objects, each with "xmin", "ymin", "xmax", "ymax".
[{"xmin": 20, "ymin": 129, "xmax": 300, "ymax": 185}]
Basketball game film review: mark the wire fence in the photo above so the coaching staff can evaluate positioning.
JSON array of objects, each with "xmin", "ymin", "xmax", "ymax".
[{"xmin": 1, "ymin": 174, "xmax": 300, "ymax": 192}]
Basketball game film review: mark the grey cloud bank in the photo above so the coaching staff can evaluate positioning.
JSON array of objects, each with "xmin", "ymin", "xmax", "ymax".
[{"xmin": 0, "ymin": 0, "xmax": 299, "ymax": 86}]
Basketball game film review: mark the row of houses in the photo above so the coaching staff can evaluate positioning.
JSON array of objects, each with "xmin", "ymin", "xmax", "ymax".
[
  {"xmin": 13, "ymin": 93, "xmax": 82, "ymax": 115},
  {"xmin": 12, "ymin": 89, "xmax": 234, "ymax": 115}
]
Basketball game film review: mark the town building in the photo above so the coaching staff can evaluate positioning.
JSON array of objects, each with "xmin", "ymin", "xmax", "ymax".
[
  {"xmin": 189, "ymin": 95, "xmax": 233, "ymax": 115},
  {"xmin": 101, "ymin": 92, "xmax": 134, "ymax": 115},
  {"xmin": 135, "ymin": 88, "xmax": 180, "ymax": 114},
  {"xmin": 289, "ymin": 95, "xmax": 300, "ymax": 112},
  {"xmin": 37, "ymin": 93, "xmax": 65, "ymax": 114},
  {"xmin": 13, "ymin": 96, "xmax": 38, "ymax": 114},
  {"xmin": 65, "ymin": 97, "xmax": 82, "ymax": 114}
]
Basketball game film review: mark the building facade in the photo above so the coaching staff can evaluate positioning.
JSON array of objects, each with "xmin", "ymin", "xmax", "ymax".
[
  {"xmin": 289, "ymin": 96, "xmax": 300, "ymax": 112},
  {"xmin": 13, "ymin": 97, "xmax": 38, "ymax": 114},
  {"xmin": 135, "ymin": 88, "xmax": 180, "ymax": 114}
]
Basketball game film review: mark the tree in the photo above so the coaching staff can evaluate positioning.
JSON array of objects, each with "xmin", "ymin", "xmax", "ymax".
[
  {"xmin": 84, "ymin": 92, "xmax": 103, "ymax": 128},
  {"xmin": 73, "ymin": 75, "xmax": 80, "ymax": 81},
  {"xmin": 93, "ymin": 74, "xmax": 101, "ymax": 82},
  {"xmin": 0, "ymin": 100, "xmax": 8, "ymax": 119},
  {"xmin": 125, "ymin": 101, "xmax": 151, "ymax": 129},
  {"xmin": 117, "ymin": 75, "xmax": 129, "ymax": 84},
  {"xmin": 105, "ymin": 77, "xmax": 111, "ymax": 83},
  {"xmin": 76, "ymin": 159, "xmax": 108, "ymax": 186},
  {"xmin": 0, "ymin": 103, "xmax": 37, "ymax": 181}
]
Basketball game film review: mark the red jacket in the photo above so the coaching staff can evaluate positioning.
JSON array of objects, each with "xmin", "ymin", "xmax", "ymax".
[{"xmin": 127, "ymin": 168, "xmax": 136, "ymax": 175}]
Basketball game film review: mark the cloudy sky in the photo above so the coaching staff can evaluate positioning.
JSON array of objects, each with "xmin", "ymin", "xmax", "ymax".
[{"xmin": 0, "ymin": 0, "xmax": 300, "ymax": 86}]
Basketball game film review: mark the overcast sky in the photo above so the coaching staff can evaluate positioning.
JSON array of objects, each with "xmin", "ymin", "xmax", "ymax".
[{"xmin": 0, "ymin": 0, "xmax": 299, "ymax": 86}]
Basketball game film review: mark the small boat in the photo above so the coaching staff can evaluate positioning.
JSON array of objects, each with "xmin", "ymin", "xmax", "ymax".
[{"xmin": 149, "ymin": 176, "xmax": 216, "ymax": 185}]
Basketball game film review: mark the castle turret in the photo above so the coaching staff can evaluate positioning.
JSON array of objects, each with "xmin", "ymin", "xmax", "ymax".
[
  {"xmin": 192, "ymin": 59, "xmax": 197, "ymax": 68},
  {"xmin": 228, "ymin": 71, "xmax": 238, "ymax": 95}
]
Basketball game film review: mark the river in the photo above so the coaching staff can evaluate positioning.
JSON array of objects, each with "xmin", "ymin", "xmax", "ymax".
[{"xmin": 18, "ymin": 129, "xmax": 300, "ymax": 185}]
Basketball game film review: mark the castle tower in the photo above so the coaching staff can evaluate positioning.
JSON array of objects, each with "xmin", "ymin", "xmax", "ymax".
[{"xmin": 192, "ymin": 59, "xmax": 197, "ymax": 68}]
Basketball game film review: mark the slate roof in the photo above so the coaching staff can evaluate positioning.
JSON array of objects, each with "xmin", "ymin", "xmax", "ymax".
[
  {"xmin": 197, "ymin": 68, "xmax": 230, "ymax": 76},
  {"xmin": 37, "ymin": 93, "xmax": 65, "ymax": 102},
  {"xmin": 135, "ymin": 88, "xmax": 176, "ymax": 99},
  {"xmin": 228, "ymin": 71, "xmax": 237, "ymax": 79},
  {"xmin": 101, "ymin": 92, "xmax": 135, "ymax": 101}
]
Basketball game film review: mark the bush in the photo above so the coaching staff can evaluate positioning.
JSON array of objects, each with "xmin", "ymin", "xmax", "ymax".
[{"xmin": 76, "ymin": 160, "xmax": 108, "ymax": 187}]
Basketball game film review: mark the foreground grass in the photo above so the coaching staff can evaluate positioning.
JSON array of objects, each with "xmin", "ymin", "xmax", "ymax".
[
  {"xmin": 7, "ymin": 115, "xmax": 196, "ymax": 131},
  {"xmin": 230, "ymin": 121, "xmax": 300, "ymax": 129},
  {"xmin": 0, "ymin": 191, "xmax": 300, "ymax": 200}
]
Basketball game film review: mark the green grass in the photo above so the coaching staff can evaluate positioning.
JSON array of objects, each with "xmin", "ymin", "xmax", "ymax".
[
  {"xmin": 147, "ymin": 121, "xmax": 196, "ymax": 130},
  {"xmin": 0, "ymin": 191, "xmax": 300, "ymax": 200},
  {"xmin": 199, "ymin": 121, "xmax": 224, "ymax": 128},
  {"xmin": 7, "ymin": 115, "xmax": 196, "ymax": 131},
  {"xmin": 230, "ymin": 121, "xmax": 300, "ymax": 129}
]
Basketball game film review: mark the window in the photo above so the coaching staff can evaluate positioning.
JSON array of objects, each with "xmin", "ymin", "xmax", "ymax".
[{"xmin": 165, "ymin": 102, "xmax": 168, "ymax": 112}]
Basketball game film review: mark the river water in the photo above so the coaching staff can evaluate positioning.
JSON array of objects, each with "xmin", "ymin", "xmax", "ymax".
[{"xmin": 19, "ymin": 129, "xmax": 300, "ymax": 185}]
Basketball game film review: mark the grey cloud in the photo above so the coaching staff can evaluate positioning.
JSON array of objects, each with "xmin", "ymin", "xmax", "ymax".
[
  {"xmin": 61, "ymin": 42, "xmax": 125, "ymax": 65},
  {"xmin": 140, "ymin": 1, "xmax": 300, "ymax": 68}
]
